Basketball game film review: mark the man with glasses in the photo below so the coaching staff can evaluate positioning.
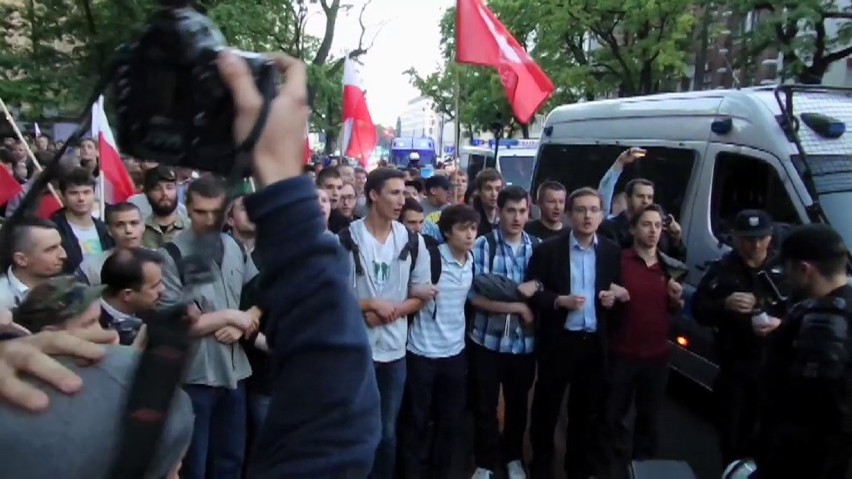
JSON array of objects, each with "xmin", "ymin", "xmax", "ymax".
[
  {"xmin": 329, "ymin": 182, "xmax": 361, "ymax": 234},
  {"xmin": 526, "ymin": 187, "xmax": 626, "ymax": 479}
]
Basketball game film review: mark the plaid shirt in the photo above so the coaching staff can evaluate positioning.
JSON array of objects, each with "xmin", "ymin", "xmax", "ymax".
[{"xmin": 468, "ymin": 229, "xmax": 537, "ymax": 354}]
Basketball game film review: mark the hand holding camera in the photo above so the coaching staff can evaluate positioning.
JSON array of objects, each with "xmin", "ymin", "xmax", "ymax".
[{"xmin": 216, "ymin": 51, "xmax": 309, "ymax": 187}]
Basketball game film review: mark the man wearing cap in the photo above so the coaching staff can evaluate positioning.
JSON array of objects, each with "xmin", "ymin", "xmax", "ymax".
[
  {"xmin": 421, "ymin": 175, "xmax": 451, "ymax": 218},
  {"xmin": 755, "ymin": 223, "xmax": 852, "ymax": 478},
  {"xmin": 13, "ymin": 276, "xmax": 107, "ymax": 336},
  {"xmin": 3, "ymin": 277, "xmax": 192, "ymax": 479},
  {"xmin": 132, "ymin": 166, "xmax": 190, "ymax": 249},
  {"xmin": 692, "ymin": 209, "xmax": 787, "ymax": 467}
]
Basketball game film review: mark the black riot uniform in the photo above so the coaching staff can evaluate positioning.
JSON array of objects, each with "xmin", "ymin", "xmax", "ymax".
[
  {"xmin": 691, "ymin": 210, "xmax": 785, "ymax": 466},
  {"xmin": 755, "ymin": 224, "xmax": 852, "ymax": 479}
]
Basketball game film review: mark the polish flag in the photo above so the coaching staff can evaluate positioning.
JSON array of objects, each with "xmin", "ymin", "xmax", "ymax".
[
  {"xmin": 342, "ymin": 57, "xmax": 377, "ymax": 167},
  {"xmin": 36, "ymin": 192, "xmax": 63, "ymax": 219},
  {"xmin": 305, "ymin": 126, "xmax": 312, "ymax": 164},
  {"xmin": 0, "ymin": 167, "xmax": 23, "ymax": 207},
  {"xmin": 91, "ymin": 96, "xmax": 134, "ymax": 204},
  {"xmin": 456, "ymin": 0, "xmax": 555, "ymax": 124}
]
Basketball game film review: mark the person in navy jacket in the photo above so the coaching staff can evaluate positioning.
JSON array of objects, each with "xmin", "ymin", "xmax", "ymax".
[{"xmin": 216, "ymin": 51, "xmax": 381, "ymax": 478}]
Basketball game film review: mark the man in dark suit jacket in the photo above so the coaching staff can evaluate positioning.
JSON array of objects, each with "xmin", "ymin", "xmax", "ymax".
[{"xmin": 522, "ymin": 187, "xmax": 628, "ymax": 479}]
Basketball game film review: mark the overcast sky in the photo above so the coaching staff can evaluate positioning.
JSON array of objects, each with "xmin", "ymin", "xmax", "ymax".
[{"xmin": 305, "ymin": 0, "xmax": 454, "ymax": 125}]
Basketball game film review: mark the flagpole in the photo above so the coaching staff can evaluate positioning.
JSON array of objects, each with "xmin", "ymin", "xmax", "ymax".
[
  {"xmin": 99, "ymin": 173, "xmax": 106, "ymax": 216},
  {"xmin": 0, "ymin": 97, "xmax": 64, "ymax": 205},
  {"xmin": 453, "ymin": 65, "xmax": 461, "ymax": 168}
]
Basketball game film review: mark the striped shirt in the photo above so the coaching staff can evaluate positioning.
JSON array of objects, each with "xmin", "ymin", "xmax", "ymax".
[
  {"xmin": 468, "ymin": 229, "xmax": 538, "ymax": 354},
  {"xmin": 407, "ymin": 244, "xmax": 473, "ymax": 358}
]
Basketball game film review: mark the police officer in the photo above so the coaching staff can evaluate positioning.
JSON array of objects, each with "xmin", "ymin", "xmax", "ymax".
[
  {"xmin": 692, "ymin": 209, "xmax": 785, "ymax": 466},
  {"xmin": 755, "ymin": 224, "xmax": 852, "ymax": 478}
]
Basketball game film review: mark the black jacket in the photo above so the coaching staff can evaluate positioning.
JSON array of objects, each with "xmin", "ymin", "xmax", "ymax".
[
  {"xmin": 756, "ymin": 284, "xmax": 852, "ymax": 479},
  {"xmin": 51, "ymin": 210, "xmax": 114, "ymax": 274},
  {"xmin": 525, "ymin": 233, "xmax": 622, "ymax": 360},
  {"xmin": 244, "ymin": 176, "xmax": 380, "ymax": 478},
  {"xmin": 599, "ymin": 212, "xmax": 686, "ymax": 261},
  {"xmin": 692, "ymin": 251, "xmax": 786, "ymax": 375},
  {"xmin": 472, "ymin": 196, "xmax": 497, "ymax": 238}
]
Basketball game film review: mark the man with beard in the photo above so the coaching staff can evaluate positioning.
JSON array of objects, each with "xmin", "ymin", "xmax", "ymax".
[
  {"xmin": 328, "ymin": 182, "xmax": 361, "ymax": 234},
  {"xmin": 138, "ymin": 166, "xmax": 190, "ymax": 249}
]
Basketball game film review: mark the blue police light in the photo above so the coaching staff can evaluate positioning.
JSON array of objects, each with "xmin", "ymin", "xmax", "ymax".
[
  {"xmin": 711, "ymin": 117, "xmax": 733, "ymax": 135},
  {"xmin": 801, "ymin": 112, "xmax": 846, "ymax": 139}
]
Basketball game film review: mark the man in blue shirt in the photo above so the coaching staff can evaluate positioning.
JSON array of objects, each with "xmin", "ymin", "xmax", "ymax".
[{"xmin": 525, "ymin": 187, "xmax": 627, "ymax": 479}]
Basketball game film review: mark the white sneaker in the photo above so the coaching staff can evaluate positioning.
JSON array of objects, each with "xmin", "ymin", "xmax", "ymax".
[
  {"xmin": 506, "ymin": 460, "xmax": 527, "ymax": 479},
  {"xmin": 471, "ymin": 467, "xmax": 495, "ymax": 479}
]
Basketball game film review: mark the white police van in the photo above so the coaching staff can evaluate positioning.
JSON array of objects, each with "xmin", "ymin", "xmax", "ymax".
[
  {"xmin": 495, "ymin": 138, "xmax": 540, "ymax": 191},
  {"xmin": 532, "ymin": 85, "xmax": 852, "ymax": 389}
]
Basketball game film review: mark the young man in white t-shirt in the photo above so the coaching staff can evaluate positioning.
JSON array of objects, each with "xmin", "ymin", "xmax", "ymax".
[
  {"xmin": 52, "ymin": 167, "xmax": 114, "ymax": 274},
  {"xmin": 339, "ymin": 167, "xmax": 432, "ymax": 479}
]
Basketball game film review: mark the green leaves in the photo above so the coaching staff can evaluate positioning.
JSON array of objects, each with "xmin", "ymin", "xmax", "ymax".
[
  {"xmin": 1, "ymin": 0, "xmax": 360, "ymax": 143},
  {"xmin": 729, "ymin": 0, "xmax": 852, "ymax": 83}
]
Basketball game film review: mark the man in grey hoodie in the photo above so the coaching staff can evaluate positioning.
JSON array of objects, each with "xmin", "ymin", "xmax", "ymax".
[{"xmin": 341, "ymin": 167, "xmax": 432, "ymax": 479}]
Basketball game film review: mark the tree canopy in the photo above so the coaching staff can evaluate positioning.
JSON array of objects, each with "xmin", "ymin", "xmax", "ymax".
[
  {"xmin": 0, "ymin": 0, "xmax": 377, "ymax": 152},
  {"xmin": 405, "ymin": 0, "xmax": 850, "ymax": 135}
]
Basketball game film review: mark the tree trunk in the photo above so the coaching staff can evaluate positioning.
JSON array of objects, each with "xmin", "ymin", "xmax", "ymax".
[
  {"xmin": 797, "ymin": 67, "xmax": 826, "ymax": 85},
  {"xmin": 312, "ymin": 0, "xmax": 340, "ymax": 66},
  {"xmin": 693, "ymin": 4, "xmax": 712, "ymax": 90}
]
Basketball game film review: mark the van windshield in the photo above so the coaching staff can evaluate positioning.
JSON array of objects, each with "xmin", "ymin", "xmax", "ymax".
[
  {"xmin": 818, "ymin": 192, "xmax": 852, "ymax": 248},
  {"xmin": 794, "ymin": 154, "xmax": 852, "ymax": 249},
  {"xmin": 498, "ymin": 154, "xmax": 536, "ymax": 189}
]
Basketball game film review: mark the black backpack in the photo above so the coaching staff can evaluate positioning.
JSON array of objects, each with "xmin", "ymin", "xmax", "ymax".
[{"xmin": 338, "ymin": 226, "xmax": 421, "ymax": 278}]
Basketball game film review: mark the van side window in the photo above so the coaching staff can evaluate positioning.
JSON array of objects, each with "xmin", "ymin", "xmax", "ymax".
[
  {"xmin": 535, "ymin": 144, "xmax": 696, "ymax": 218},
  {"xmin": 710, "ymin": 153, "xmax": 800, "ymax": 238}
]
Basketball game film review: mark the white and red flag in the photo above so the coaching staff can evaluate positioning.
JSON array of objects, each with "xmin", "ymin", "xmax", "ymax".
[
  {"xmin": 342, "ymin": 57, "xmax": 377, "ymax": 167},
  {"xmin": 91, "ymin": 96, "xmax": 134, "ymax": 204},
  {"xmin": 456, "ymin": 0, "xmax": 555, "ymax": 124}
]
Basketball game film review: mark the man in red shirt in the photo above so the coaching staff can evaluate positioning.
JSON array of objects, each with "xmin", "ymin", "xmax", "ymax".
[{"xmin": 605, "ymin": 204, "xmax": 686, "ymax": 476}]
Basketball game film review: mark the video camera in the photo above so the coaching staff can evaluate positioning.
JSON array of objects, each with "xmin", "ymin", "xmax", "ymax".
[{"xmin": 111, "ymin": 0, "xmax": 280, "ymax": 176}]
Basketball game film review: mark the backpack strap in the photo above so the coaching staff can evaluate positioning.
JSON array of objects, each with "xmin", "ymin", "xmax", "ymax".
[
  {"xmin": 485, "ymin": 232, "xmax": 498, "ymax": 272},
  {"xmin": 163, "ymin": 242, "xmax": 185, "ymax": 285},
  {"xmin": 337, "ymin": 227, "xmax": 365, "ymax": 276},
  {"xmin": 423, "ymin": 235, "xmax": 443, "ymax": 284},
  {"xmin": 226, "ymin": 233, "xmax": 249, "ymax": 264},
  {"xmin": 401, "ymin": 229, "xmax": 420, "ymax": 275},
  {"xmin": 106, "ymin": 304, "xmax": 193, "ymax": 479}
]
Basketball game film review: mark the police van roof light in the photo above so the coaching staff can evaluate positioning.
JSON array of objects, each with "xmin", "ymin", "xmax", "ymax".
[
  {"xmin": 711, "ymin": 117, "xmax": 733, "ymax": 135},
  {"xmin": 801, "ymin": 112, "xmax": 845, "ymax": 139}
]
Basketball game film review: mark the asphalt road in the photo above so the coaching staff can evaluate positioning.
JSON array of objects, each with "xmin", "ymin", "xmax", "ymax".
[{"xmin": 451, "ymin": 372, "xmax": 722, "ymax": 479}]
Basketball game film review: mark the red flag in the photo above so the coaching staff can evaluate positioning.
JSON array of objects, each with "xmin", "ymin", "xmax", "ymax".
[
  {"xmin": 304, "ymin": 139, "xmax": 311, "ymax": 164},
  {"xmin": 0, "ymin": 168, "xmax": 23, "ymax": 207},
  {"xmin": 342, "ymin": 57, "xmax": 377, "ymax": 167},
  {"xmin": 92, "ymin": 96, "xmax": 134, "ymax": 203},
  {"xmin": 456, "ymin": 0, "xmax": 555, "ymax": 124},
  {"xmin": 36, "ymin": 193, "xmax": 63, "ymax": 219}
]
